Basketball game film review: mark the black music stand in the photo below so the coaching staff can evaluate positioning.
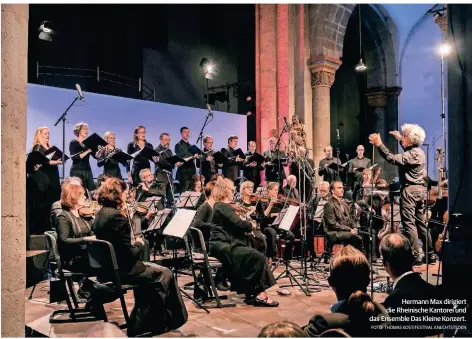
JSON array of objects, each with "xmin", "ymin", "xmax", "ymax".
[{"xmin": 175, "ymin": 191, "xmax": 202, "ymax": 209}]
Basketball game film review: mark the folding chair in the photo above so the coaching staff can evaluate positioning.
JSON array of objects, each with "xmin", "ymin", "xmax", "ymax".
[
  {"xmin": 187, "ymin": 227, "xmax": 235, "ymax": 308},
  {"xmin": 45, "ymin": 231, "xmax": 97, "ymax": 323}
]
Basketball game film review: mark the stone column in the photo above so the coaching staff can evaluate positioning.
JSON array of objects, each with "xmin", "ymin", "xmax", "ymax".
[
  {"xmin": 366, "ymin": 90, "xmax": 388, "ymax": 181},
  {"xmin": 309, "ymin": 56, "xmax": 342, "ymax": 180},
  {"xmin": 1, "ymin": 4, "xmax": 28, "ymax": 337}
]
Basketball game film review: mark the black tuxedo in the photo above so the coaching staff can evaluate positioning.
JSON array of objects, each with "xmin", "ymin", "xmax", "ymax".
[{"xmin": 174, "ymin": 140, "xmax": 198, "ymax": 193}]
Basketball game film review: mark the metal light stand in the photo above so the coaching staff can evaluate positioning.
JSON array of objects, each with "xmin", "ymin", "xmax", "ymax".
[
  {"xmin": 196, "ymin": 106, "xmax": 213, "ymax": 194},
  {"xmin": 54, "ymin": 95, "xmax": 81, "ymax": 180}
]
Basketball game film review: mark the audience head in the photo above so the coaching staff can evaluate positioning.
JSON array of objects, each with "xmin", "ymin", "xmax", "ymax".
[
  {"xmin": 240, "ymin": 180, "xmax": 255, "ymax": 196},
  {"xmin": 212, "ymin": 177, "xmax": 234, "ymax": 202},
  {"xmin": 401, "ymin": 123, "xmax": 426, "ymax": 147},
  {"xmin": 134, "ymin": 125, "xmax": 146, "ymax": 142},
  {"xmin": 98, "ymin": 177, "xmax": 128, "ymax": 210},
  {"xmin": 319, "ymin": 181, "xmax": 330, "ymax": 198},
  {"xmin": 73, "ymin": 122, "xmax": 89, "ymax": 138},
  {"xmin": 203, "ymin": 181, "xmax": 216, "ymax": 199},
  {"xmin": 328, "ymin": 246, "xmax": 370, "ymax": 300},
  {"xmin": 330, "ymin": 181, "xmax": 344, "ymax": 199},
  {"xmin": 32, "ymin": 126, "xmax": 50, "ymax": 148},
  {"xmin": 324, "ymin": 145, "xmax": 333, "ymax": 158},
  {"xmin": 61, "ymin": 182, "xmax": 86, "ymax": 210},
  {"xmin": 380, "ymin": 233, "xmax": 414, "ymax": 279},
  {"xmin": 258, "ymin": 321, "xmax": 305, "ymax": 338}
]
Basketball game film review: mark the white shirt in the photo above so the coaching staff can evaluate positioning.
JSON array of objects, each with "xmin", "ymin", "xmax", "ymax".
[{"xmin": 392, "ymin": 270, "xmax": 415, "ymax": 290}]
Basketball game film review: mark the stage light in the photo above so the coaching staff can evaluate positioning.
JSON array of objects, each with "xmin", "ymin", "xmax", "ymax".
[
  {"xmin": 199, "ymin": 58, "xmax": 218, "ymax": 79},
  {"xmin": 355, "ymin": 59, "xmax": 367, "ymax": 72},
  {"xmin": 438, "ymin": 42, "xmax": 451, "ymax": 56},
  {"xmin": 38, "ymin": 21, "xmax": 56, "ymax": 41}
]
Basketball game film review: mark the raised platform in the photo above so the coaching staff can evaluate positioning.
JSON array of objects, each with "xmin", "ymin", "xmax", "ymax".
[{"xmin": 25, "ymin": 260, "xmax": 441, "ymax": 337}]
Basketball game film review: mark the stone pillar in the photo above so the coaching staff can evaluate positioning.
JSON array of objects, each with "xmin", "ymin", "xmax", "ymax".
[
  {"xmin": 309, "ymin": 56, "xmax": 342, "ymax": 179},
  {"xmin": 366, "ymin": 90, "xmax": 388, "ymax": 181},
  {"xmin": 1, "ymin": 4, "xmax": 28, "ymax": 337},
  {"xmin": 255, "ymin": 4, "xmax": 278, "ymax": 152},
  {"xmin": 276, "ymin": 4, "xmax": 290, "ymax": 149}
]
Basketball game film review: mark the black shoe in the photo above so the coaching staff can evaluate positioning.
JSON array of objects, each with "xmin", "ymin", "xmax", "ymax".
[
  {"xmin": 252, "ymin": 296, "xmax": 279, "ymax": 307},
  {"xmin": 413, "ymin": 257, "xmax": 423, "ymax": 266},
  {"xmin": 215, "ymin": 282, "xmax": 229, "ymax": 291}
]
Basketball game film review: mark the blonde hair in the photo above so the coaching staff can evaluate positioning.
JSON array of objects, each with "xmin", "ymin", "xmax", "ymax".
[
  {"xmin": 239, "ymin": 180, "xmax": 254, "ymax": 195},
  {"xmin": 104, "ymin": 131, "xmax": 115, "ymax": 142},
  {"xmin": 213, "ymin": 177, "xmax": 234, "ymax": 202},
  {"xmin": 266, "ymin": 181, "xmax": 279, "ymax": 192},
  {"xmin": 73, "ymin": 122, "xmax": 88, "ymax": 137},
  {"xmin": 32, "ymin": 126, "xmax": 50, "ymax": 149}
]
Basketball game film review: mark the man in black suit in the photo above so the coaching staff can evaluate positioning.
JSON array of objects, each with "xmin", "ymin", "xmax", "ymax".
[
  {"xmin": 380, "ymin": 233, "xmax": 444, "ymax": 337},
  {"xmin": 155, "ymin": 133, "xmax": 182, "ymax": 207},
  {"xmin": 221, "ymin": 135, "xmax": 244, "ymax": 182},
  {"xmin": 175, "ymin": 127, "xmax": 199, "ymax": 193},
  {"xmin": 200, "ymin": 135, "xmax": 218, "ymax": 183},
  {"xmin": 243, "ymin": 141, "xmax": 263, "ymax": 188}
]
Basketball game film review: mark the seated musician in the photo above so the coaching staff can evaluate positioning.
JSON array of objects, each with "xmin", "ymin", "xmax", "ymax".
[
  {"xmin": 125, "ymin": 186, "xmax": 152, "ymax": 260},
  {"xmin": 239, "ymin": 180, "xmax": 267, "ymax": 255},
  {"xmin": 323, "ymin": 181, "xmax": 363, "ymax": 251},
  {"xmin": 191, "ymin": 174, "xmax": 206, "ymax": 209},
  {"xmin": 93, "ymin": 178, "xmax": 188, "ymax": 335},
  {"xmin": 209, "ymin": 177, "xmax": 279, "ymax": 307},
  {"xmin": 353, "ymin": 169, "xmax": 373, "ymax": 202},
  {"xmin": 258, "ymin": 182, "xmax": 296, "ymax": 265},
  {"xmin": 282, "ymin": 175, "xmax": 300, "ymax": 201},
  {"xmin": 136, "ymin": 168, "xmax": 165, "ymax": 210},
  {"xmin": 190, "ymin": 181, "xmax": 216, "ymax": 242}
]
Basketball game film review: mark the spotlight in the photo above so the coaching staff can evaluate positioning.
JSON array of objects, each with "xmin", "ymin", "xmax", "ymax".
[
  {"xmin": 438, "ymin": 42, "xmax": 451, "ymax": 56},
  {"xmin": 199, "ymin": 57, "xmax": 218, "ymax": 79},
  {"xmin": 38, "ymin": 21, "xmax": 56, "ymax": 41},
  {"xmin": 355, "ymin": 58, "xmax": 367, "ymax": 72}
]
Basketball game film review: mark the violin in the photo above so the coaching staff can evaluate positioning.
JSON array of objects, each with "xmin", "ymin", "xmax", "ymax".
[{"xmin": 78, "ymin": 201, "xmax": 101, "ymax": 217}]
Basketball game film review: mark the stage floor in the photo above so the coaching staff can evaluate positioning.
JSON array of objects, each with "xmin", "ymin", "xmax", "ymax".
[{"xmin": 25, "ymin": 259, "xmax": 441, "ymax": 337}]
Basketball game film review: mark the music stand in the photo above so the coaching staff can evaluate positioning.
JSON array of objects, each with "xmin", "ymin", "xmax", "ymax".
[
  {"xmin": 175, "ymin": 191, "xmax": 202, "ymax": 209},
  {"xmin": 144, "ymin": 208, "xmax": 172, "ymax": 233},
  {"xmin": 162, "ymin": 209, "xmax": 209, "ymax": 312}
]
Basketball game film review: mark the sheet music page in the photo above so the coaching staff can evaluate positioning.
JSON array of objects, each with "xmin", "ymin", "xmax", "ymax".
[
  {"xmin": 46, "ymin": 151, "xmax": 55, "ymax": 160},
  {"xmin": 272, "ymin": 207, "xmax": 287, "ymax": 226},
  {"xmin": 314, "ymin": 200, "xmax": 327, "ymax": 222},
  {"xmin": 279, "ymin": 205, "xmax": 300, "ymax": 231},
  {"xmin": 163, "ymin": 209, "xmax": 196, "ymax": 238},
  {"xmin": 146, "ymin": 208, "xmax": 171, "ymax": 231}
]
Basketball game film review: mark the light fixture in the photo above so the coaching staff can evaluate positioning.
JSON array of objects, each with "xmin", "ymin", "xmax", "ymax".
[
  {"xmin": 438, "ymin": 41, "xmax": 451, "ymax": 56},
  {"xmin": 38, "ymin": 21, "xmax": 56, "ymax": 41},
  {"xmin": 355, "ymin": 6, "xmax": 366, "ymax": 72},
  {"xmin": 199, "ymin": 57, "xmax": 218, "ymax": 79}
]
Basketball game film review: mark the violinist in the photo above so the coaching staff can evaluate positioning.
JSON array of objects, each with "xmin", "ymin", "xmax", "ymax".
[
  {"xmin": 97, "ymin": 131, "xmax": 122, "ymax": 179},
  {"xmin": 55, "ymin": 181, "xmax": 96, "ymax": 273},
  {"xmin": 70, "ymin": 122, "xmax": 102, "ymax": 192},
  {"xmin": 258, "ymin": 182, "xmax": 296, "ymax": 265},
  {"xmin": 239, "ymin": 180, "xmax": 267, "ymax": 255},
  {"xmin": 209, "ymin": 177, "xmax": 279, "ymax": 307},
  {"xmin": 190, "ymin": 181, "xmax": 216, "ymax": 242}
]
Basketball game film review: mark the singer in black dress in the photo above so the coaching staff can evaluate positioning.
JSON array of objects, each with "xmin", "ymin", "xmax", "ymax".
[
  {"xmin": 69, "ymin": 123, "xmax": 98, "ymax": 192},
  {"xmin": 127, "ymin": 126, "xmax": 155, "ymax": 187},
  {"xmin": 26, "ymin": 127, "xmax": 62, "ymax": 239},
  {"xmin": 97, "ymin": 131, "xmax": 122, "ymax": 179}
]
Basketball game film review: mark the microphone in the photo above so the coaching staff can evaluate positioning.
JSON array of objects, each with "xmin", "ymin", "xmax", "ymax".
[
  {"xmin": 336, "ymin": 129, "xmax": 340, "ymax": 139},
  {"xmin": 206, "ymin": 104, "xmax": 213, "ymax": 117},
  {"xmin": 75, "ymin": 84, "xmax": 84, "ymax": 100}
]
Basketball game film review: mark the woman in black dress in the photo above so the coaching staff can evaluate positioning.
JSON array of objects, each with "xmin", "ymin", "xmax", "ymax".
[
  {"xmin": 126, "ymin": 126, "xmax": 156, "ymax": 187},
  {"xmin": 209, "ymin": 177, "xmax": 279, "ymax": 307},
  {"xmin": 69, "ymin": 122, "xmax": 99, "ymax": 193},
  {"xmin": 26, "ymin": 126, "xmax": 62, "ymax": 239},
  {"xmin": 93, "ymin": 178, "xmax": 188, "ymax": 336},
  {"xmin": 97, "ymin": 131, "xmax": 122, "ymax": 179}
]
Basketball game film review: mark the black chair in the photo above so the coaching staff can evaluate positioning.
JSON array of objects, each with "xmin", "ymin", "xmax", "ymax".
[
  {"xmin": 84, "ymin": 239, "xmax": 140, "ymax": 329},
  {"xmin": 45, "ymin": 231, "xmax": 97, "ymax": 323},
  {"xmin": 187, "ymin": 227, "xmax": 235, "ymax": 309}
]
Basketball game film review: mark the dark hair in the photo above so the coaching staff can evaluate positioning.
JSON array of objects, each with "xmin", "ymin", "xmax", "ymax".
[
  {"xmin": 330, "ymin": 181, "xmax": 343, "ymax": 191},
  {"xmin": 180, "ymin": 127, "xmax": 189, "ymax": 133},
  {"xmin": 97, "ymin": 178, "xmax": 127, "ymax": 210},
  {"xmin": 159, "ymin": 133, "xmax": 169, "ymax": 140},
  {"xmin": 204, "ymin": 181, "xmax": 216, "ymax": 199},
  {"xmin": 328, "ymin": 246, "xmax": 370, "ymax": 300},
  {"xmin": 228, "ymin": 135, "xmax": 238, "ymax": 143},
  {"xmin": 258, "ymin": 321, "xmax": 305, "ymax": 338},
  {"xmin": 379, "ymin": 233, "xmax": 414, "ymax": 276},
  {"xmin": 133, "ymin": 125, "xmax": 146, "ymax": 143}
]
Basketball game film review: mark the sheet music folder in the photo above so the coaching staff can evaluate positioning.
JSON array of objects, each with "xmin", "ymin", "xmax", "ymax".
[
  {"xmin": 82, "ymin": 133, "xmax": 108, "ymax": 152},
  {"xmin": 110, "ymin": 150, "xmax": 133, "ymax": 164},
  {"xmin": 245, "ymin": 152, "xmax": 264, "ymax": 165},
  {"xmin": 44, "ymin": 146, "xmax": 70, "ymax": 161},
  {"xmin": 27, "ymin": 151, "xmax": 50, "ymax": 168},
  {"xmin": 163, "ymin": 209, "xmax": 196, "ymax": 239},
  {"xmin": 131, "ymin": 146, "xmax": 160, "ymax": 160}
]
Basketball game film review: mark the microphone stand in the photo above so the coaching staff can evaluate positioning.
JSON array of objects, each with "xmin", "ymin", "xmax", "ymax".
[
  {"xmin": 196, "ymin": 106, "xmax": 213, "ymax": 192},
  {"xmin": 54, "ymin": 95, "xmax": 81, "ymax": 181},
  {"xmin": 335, "ymin": 132, "xmax": 341, "ymax": 183}
]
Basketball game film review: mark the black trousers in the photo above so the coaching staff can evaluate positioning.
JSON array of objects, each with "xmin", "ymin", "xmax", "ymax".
[
  {"xmin": 263, "ymin": 226, "xmax": 295, "ymax": 260},
  {"xmin": 249, "ymin": 229, "xmax": 267, "ymax": 255},
  {"xmin": 400, "ymin": 186, "xmax": 432, "ymax": 257},
  {"xmin": 70, "ymin": 168, "xmax": 95, "ymax": 192},
  {"xmin": 124, "ymin": 263, "xmax": 188, "ymax": 336}
]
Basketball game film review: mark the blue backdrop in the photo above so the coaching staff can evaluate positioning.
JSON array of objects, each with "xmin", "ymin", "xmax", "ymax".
[{"xmin": 27, "ymin": 84, "xmax": 248, "ymax": 179}]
